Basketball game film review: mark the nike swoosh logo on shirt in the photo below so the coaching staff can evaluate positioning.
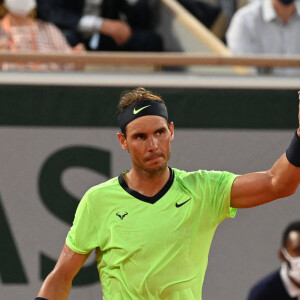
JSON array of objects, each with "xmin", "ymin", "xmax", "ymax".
[
  {"xmin": 133, "ymin": 105, "xmax": 151, "ymax": 114},
  {"xmin": 175, "ymin": 198, "xmax": 191, "ymax": 208}
]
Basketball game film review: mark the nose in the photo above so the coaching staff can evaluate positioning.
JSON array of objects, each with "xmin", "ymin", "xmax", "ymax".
[{"xmin": 147, "ymin": 136, "xmax": 158, "ymax": 151}]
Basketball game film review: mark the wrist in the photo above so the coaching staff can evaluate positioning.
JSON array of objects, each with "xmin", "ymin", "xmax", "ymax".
[
  {"xmin": 99, "ymin": 19, "xmax": 110, "ymax": 35},
  {"xmin": 94, "ymin": 17, "xmax": 103, "ymax": 31},
  {"xmin": 78, "ymin": 15, "xmax": 103, "ymax": 32},
  {"xmin": 286, "ymin": 130, "xmax": 300, "ymax": 167}
]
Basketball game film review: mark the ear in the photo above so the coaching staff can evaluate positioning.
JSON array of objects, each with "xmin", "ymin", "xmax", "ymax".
[
  {"xmin": 117, "ymin": 132, "xmax": 128, "ymax": 150},
  {"xmin": 279, "ymin": 248, "xmax": 287, "ymax": 263},
  {"xmin": 169, "ymin": 122, "xmax": 175, "ymax": 141}
]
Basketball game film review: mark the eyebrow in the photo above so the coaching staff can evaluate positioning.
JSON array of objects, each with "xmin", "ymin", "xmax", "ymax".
[
  {"xmin": 154, "ymin": 126, "xmax": 167, "ymax": 133},
  {"xmin": 131, "ymin": 126, "xmax": 167, "ymax": 138},
  {"xmin": 132, "ymin": 132, "xmax": 147, "ymax": 138}
]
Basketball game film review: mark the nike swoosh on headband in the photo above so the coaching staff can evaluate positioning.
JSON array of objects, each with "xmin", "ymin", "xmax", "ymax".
[{"xmin": 133, "ymin": 105, "xmax": 151, "ymax": 114}]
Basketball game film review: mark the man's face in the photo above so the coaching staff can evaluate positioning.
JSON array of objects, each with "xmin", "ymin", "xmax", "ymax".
[
  {"xmin": 285, "ymin": 231, "xmax": 300, "ymax": 257},
  {"xmin": 280, "ymin": 230, "xmax": 300, "ymax": 286},
  {"xmin": 118, "ymin": 115, "xmax": 174, "ymax": 174},
  {"xmin": 273, "ymin": 0, "xmax": 295, "ymax": 8}
]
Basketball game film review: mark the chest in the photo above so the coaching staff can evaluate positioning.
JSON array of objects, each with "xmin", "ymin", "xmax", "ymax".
[
  {"xmin": 255, "ymin": 19, "xmax": 300, "ymax": 53},
  {"xmin": 97, "ymin": 188, "xmax": 198, "ymax": 253}
]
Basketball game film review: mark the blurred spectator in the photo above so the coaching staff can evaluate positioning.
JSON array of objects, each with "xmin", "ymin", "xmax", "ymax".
[
  {"xmin": 226, "ymin": 0, "xmax": 300, "ymax": 75},
  {"xmin": 0, "ymin": 0, "xmax": 83, "ymax": 71},
  {"xmin": 218, "ymin": 0, "xmax": 238, "ymax": 20},
  {"xmin": 37, "ymin": 0, "xmax": 163, "ymax": 52},
  {"xmin": 247, "ymin": 221, "xmax": 300, "ymax": 300},
  {"xmin": 177, "ymin": 0, "xmax": 221, "ymax": 28}
]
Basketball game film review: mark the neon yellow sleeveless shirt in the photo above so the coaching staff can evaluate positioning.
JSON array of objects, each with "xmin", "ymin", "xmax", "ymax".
[{"xmin": 66, "ymin": 168, "xmax": 238, "ymax": 299}]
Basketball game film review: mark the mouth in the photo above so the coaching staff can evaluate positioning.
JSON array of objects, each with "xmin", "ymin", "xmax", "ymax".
[{"xmin": 145, "ymin": 153, "xmax": 164, "ymax": 162}]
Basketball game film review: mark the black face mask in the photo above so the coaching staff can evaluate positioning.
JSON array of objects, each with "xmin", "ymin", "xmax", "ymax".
[{"xmin": 278, "ymin": 0, "xmax": 294, "ymax": 5}]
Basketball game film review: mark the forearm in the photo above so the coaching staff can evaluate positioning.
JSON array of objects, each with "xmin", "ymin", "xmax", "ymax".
[
  {"xmin": 37, "ymin": 270, "xmax": 72, "ymax": 300},
  {"xmin": 231, "ymin": 95, "xmax": 300, "ymax": 208},
  {"xmin": 269, "ymin": 129, "xmax": 300, "ymax": 193},
  {"xmin": 231, "ymin": 134, "xmax": 300, "ymax": 208},
  {"xmin": 268, "ymin": 152, "xmax": 300, "ymax": 197},
  {"xmin": 37, "ymin": 244, "xmax": 91, "ymax": 300}
]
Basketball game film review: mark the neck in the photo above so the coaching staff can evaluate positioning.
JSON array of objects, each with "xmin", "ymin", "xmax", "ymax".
[
  {"xmin": 125, "ymin": 166, "xmax": 170, "ymax": 197},
  {"xmin": 272, "ymin": 0, "xmax": 296, "ymax": 23},
  {"xmin": 6, "ymin": 13, "xmax": 32, "ymax": 26}
]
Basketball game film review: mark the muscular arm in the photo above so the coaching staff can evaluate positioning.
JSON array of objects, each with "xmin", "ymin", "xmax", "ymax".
[
  {"xmin": 230, "ymin": 98, "xmax": 300, "ymax": 208},
  {"xmin": 231, "ymin": 152, "xmax": 300, "ymax": 208},
  {"xmin": 231, "ymin": 101, "xmax": 300, "ymax": 208},
  {"xmin": 37, "ymin": 243, "xmax": 91, "ymax": 300}
]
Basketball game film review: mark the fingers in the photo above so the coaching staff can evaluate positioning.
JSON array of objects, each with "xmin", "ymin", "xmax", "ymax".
[
  {"xmin": 115, "ymin": 22, "xmax": 132, "ymax": 45},
  {"xmin": 100, "ymin": 19, "xmax": 132, "ymax": 46},
  {"xmin": 72, "ymin": 43, "xmax": 86, "ymax": 52}
]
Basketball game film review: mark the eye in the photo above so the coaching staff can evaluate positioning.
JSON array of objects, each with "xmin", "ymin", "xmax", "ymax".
[
  {"xmin": 156, "ymin": 128, "xmax": 166, "ymax": 135},
  {"xmin": 135, "ymin": 133, "xmax": 146, "ymax": 140}
]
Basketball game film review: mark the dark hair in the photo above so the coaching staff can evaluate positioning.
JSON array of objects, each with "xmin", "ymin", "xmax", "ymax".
[
  {"xmin": 117, "ymin": 87, "xmax": 164, "ymax": 116},
  {"xmin": 282, "ymin": 221, "xmax": 300, "ymax": 247}
]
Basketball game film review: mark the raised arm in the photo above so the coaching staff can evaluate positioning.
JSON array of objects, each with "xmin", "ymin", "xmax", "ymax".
[
  {"xmin": 36, "ymin": 243, "xmax": 91, "ymax": 300},
  {"xmin": 231, "ymin": 97, "xmax": 300, "ymax": 208}
]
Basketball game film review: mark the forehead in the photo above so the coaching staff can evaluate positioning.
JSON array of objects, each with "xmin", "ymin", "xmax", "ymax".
[
  {"xmin": 286, "ymin": 230, "xmax": 300, "ymax": 250},
  {"xmin": 126, "ymin": 115, "xmax": 168, "ymax": 134}
]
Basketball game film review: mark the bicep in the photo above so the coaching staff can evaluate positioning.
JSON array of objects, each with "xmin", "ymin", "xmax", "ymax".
[
  {"xmin": 230, "ymin": 171, "xmax": 274, "ymax": 208},
  {"xmin": 231, "ymin": 154, "xmax": 300, "ymax": 208},
  {"xmin": 37, "ymin": 244, "xmax": 92, "ymax": 298},
  {"xmin": 52, "ymin": 243, "xmax": 91, "ymax": 280}
]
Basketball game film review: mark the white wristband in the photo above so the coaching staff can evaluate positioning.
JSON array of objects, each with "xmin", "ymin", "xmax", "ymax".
[{"xmin": 78, "ymin": 15, "xmax": 103, "ymax": 32}]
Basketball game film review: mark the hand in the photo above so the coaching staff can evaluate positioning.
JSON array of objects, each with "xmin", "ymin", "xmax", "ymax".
[
  {"xmin": 99, "ymin": 19, "xmax": 132, "ymax": 46},
  {"xmin": 72, "ymin": 43, "xmax": 86, "ymax": 52},
  {"xmin": 71, "ymin": 43, "xmax": 86, "ymax": 70}
]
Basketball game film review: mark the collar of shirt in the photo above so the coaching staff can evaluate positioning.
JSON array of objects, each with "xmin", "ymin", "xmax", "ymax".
[
  {"xmin": 263, "ymin": 0, "xmax": 300, "ymax": 22},
  {"xmin": 280, "ymin": 262, "xmax": 300, "ymax": 298},
  {"xmin": 263, "ymin": 0, "xmax": 277, "ymax": 22}
]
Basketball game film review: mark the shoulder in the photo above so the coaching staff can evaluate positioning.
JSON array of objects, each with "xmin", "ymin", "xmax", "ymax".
[
  {"xmin": 173, "ymin": 167, "xmax": 235, "ymax": 179},
  {"xmin": 248, "ymin": 270, "xmax": 287, "ymax": 299},
  {"xmin": 36, "ymin": 19, "xmax": 65, "ymax": 35},
  {"xmin": 236, "ymin": 1, "xmax": 262, "ymax": 16},
  {"xmin": 172, "ymin": 168, "xmax": 209, "ymax": 182},
  {"xmin": 231, "ymin": 1, "xmax": 263, "ymax": 24},
  {"xmin": 78, "ymin": 176, "xmax": 120, "ymax": 205},
  {"xmin": 36, "ymin": 19, "xmax": 55, "ymax": 29},
  {"xmin": 85, "ymin": 176, "xmax": 120, "ymax": 196},
  {"xmin": 253, "ymin": 269, "xmax": 282, "ymax": 286},
  {"xmin": 172, "ymin": 168, "xmax": 237, "ymax": 187}
]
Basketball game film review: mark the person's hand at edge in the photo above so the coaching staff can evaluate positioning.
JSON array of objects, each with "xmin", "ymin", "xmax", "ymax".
[{"xmin": 100, "ymin": 19, "xmax": 132, "ymax": 46}]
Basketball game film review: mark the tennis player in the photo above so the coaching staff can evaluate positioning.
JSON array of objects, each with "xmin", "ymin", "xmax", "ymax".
[{"xmin": 35, "ymin": 87, "xmax": 300, "ymax": 300}]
